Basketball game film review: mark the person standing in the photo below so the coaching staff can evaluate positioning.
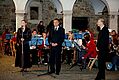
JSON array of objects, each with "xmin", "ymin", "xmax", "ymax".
[
  {"xmin": 95, "ymin": 18, "xmax": 109, "ymax": 80},
  {"xmin": 15, "ymin": 20, "xmax": 32, "ymax": 72},
  {"xmin": 48, "ymin": 18, "xmax": 65, "ymax": 75},
  {"xmin": 37, "ymin": 21, "xmax": 45, "ymax": 35}
]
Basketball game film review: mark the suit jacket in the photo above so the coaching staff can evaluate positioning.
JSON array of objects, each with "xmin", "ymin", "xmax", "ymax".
[
  {"xmin": 48, "ymin": 25, "xmax": 65, "ymax": 47},
  {"xmin": 97, "ymin": 26, "xmax": 109, "ymax": 53}
]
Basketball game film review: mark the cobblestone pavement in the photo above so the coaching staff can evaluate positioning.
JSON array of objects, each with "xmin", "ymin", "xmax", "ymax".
[{"xmin": 0, "ymin": 52, "xmax": 119, "ymax": 80}]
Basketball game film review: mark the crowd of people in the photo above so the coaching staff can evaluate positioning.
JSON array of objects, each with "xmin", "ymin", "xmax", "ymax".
[{"xmin": 0, "ymin": 18, "xmax": 119, "ymax": 79}]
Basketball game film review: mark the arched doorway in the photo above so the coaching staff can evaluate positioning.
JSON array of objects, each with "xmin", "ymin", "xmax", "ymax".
[
  {"xmin": 72, "ymin": 0, "xmax": 95, "ymax": 31},
  {"xmin": 72, "ymin": 0, "xmax": 109, "ymax": 32},
  {"xmin": 0, "ymin": 0, "xmax": 15, "ymax": 33}
]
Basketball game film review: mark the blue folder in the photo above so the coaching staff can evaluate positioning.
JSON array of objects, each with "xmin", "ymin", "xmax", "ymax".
[
  {"xmin": 29, "ymin": 41, "xmax": 32, "ymax": 46},
  {"xmin": 6, "ymin": 34, "xmax": 12, "ymax": 40},
  {"xmin": 65, "ymin": 39, "xmax": 72, "ymax": 47},
  {"xmin": 45, "ymin": 38, "xmax": 49, "ymax": 46},
  {"xmin": 37, "ymin": 38, "xmax": 43, "ymax": 45},
  {"xmin": 31, "ymin": 38, "xmax": 37, "ymax": 46},
  {"xmin": 77, "ymin": 34, "xmax": 82, "ymax": 39},
  {"xmin": 73, "ymin": 33, "xmax": 79, "ymax": 39}
]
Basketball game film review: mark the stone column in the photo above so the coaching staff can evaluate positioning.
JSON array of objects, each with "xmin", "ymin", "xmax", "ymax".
[
  {"xmin": 109, "ymin": 11, "xmax": 119, "ymax": 32},
  {"xmin": 63, "ymin": 10, "xmax": 73, "ymax": 33},
  {"xmin": 15, "ymin": 10, "xmax": 26, "ymax": 32}
]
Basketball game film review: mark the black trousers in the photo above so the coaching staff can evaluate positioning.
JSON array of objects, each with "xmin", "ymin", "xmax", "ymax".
[
  {"xmin": 49, "ymin": 46, "xmax": 62, "ymax": 73},
  {"xmin": 31, "ymin": 49, "xmax": 38, "ymax": 65},
  {"xmin": 95, "ymin": 51, "xmax": 107, "ymax": 80}
]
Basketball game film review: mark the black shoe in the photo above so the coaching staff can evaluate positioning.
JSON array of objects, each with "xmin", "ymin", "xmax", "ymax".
[
  {"xmin": 95, "ymin": 77, "xmax": 105, "ymax": 80},
  {"xmin": 56, "ymin": 72, "xmax": 59, "ymax": 75},
  {"xmin": 24, "ymin": 69, "xmax": 28, "ymax": 72},
  {"xmin": 20, "ymin": 68, "xmax": 24, "ymax": 72},
  {"xmin": 48, "ymin": 71, "xmax": 55, "ymax": 74}
]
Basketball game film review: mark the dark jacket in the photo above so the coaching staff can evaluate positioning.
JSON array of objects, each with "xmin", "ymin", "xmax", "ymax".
[
  {"xmin": 97, "ymin": 26, "xmax": 109, "ymax": 52},
  {"xmin": 48, "ymin": 25, "xmax": 65, "ymax": 47}
]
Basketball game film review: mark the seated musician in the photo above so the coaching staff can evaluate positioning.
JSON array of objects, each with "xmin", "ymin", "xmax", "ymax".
[
  {"xmin": 62, "ymin": 31, "xmax": 74, "ymax": 65},
  {"xmin": 111, "ymin": 45, "xmax": 119, "ymax": 71},
  {"xmin": 32, "ymin": 29, "xmax": 38, "ymax": 37},
  {"xmin": 110, "ymin": 34, "xmax": 119, "ymax": 71},
  {"xmin": 10, "ymin": 32, "xmax": 17, "ymax": 56},
  {"xmin": 31, "ymin": 29, "xmax": 38, "ymax": 65},
  {"xmin": 2, "ymin": 29, "xmax": 11, "ymax": 55},
  {"xmin": 82, "ymin": 33, "xmax": 97, "ymax": 69},
  {"xmin": 38, "ymin": 32, "xmax": 50, "ymax": 65}
]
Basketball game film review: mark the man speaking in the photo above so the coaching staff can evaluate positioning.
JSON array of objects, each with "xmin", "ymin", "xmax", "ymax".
[{"xmin": 48, "ymin": 18, "xmax": 65, "ymax": 75}]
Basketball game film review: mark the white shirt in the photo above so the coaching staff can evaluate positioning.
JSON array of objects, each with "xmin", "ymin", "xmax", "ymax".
[
  {"xmin": 54, "ymin": 26, "xmax": 59, "ymax": 31},
  {"xmin": 100, "ymin": 25, "xmax": 104, "ymax": 30},
  {"xmin": 22, "ymin": 27, "xmax": 25, "ymax": 32}
]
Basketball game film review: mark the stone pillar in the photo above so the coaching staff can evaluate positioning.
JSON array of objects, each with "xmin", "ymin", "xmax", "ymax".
[
  {"xmin": 15, "ymin": 10, "xmax": 26, "ymax": 32},
  {"xmin": 109, "ymin": 11, "xmax": 119, "ymax": 32},
  {"xmin": 63, "ymin": 10, "xmax": 72, "ymax": 33}
]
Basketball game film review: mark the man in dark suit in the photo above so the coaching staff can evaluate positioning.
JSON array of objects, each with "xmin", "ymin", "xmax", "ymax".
[
  {"xmin": 48, "ymin": 18, "xmax": 65, "ymax": 75},
  {"xmin": 95, "ymin": 18, "xmax": 109, "ymax": 80}
]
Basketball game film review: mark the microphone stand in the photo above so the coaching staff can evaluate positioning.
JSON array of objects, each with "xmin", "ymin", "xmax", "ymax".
[{"xmin": 21, "ymin": 27, "xmax": 24, "ymax": 75}]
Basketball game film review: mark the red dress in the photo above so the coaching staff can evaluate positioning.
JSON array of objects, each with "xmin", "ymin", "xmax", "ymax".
[{"xmin": 83, "ymin": 39, "xmax": 97, "ymax": 59}]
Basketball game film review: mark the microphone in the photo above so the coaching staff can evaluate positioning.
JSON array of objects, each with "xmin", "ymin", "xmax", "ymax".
[{"xmin": 21, "ymin": 26, "xmax": 25, "ymax": 32}]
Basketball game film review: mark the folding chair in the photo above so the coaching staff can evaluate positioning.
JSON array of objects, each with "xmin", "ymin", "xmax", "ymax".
[{"xmin": 87, "ymin": 55, "xmax": 98, "ymax": 70}]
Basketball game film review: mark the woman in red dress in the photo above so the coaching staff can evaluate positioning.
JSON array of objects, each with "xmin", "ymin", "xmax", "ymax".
[{"xmin": 82, "ymin": 33, "xmax": 97, "ymax": 68}]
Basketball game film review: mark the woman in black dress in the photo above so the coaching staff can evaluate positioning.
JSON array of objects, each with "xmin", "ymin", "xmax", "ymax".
[{"xmin": 15, "ymin": 20, "xmax": 32, "ymax": 72}]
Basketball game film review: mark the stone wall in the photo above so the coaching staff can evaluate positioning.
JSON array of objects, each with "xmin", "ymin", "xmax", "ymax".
[
  {"xmin": 42, "ymin": 0, "xmax": 63, "ymax": 27},
  {"xmin": 42, "ymin": 0, "xmax": 57, "ymax": 27},
  {"xmin": 27, "ymin": 0, "xmax": 62, "ymax": 30},
  {"xmin": 73, "ymin": 0, "xmax": 95, "ymax": 17},
  {"xmin": 0, "ymin": 0, "xmax": 15, "ymax": 33}
]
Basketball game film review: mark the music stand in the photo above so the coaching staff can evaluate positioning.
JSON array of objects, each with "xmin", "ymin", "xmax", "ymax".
[
  {"xmin": 37, "ymin": 38, "xmax": 51, "ymax": 77},
  {"xmin": 77, "ymin": 34, "xmax": 82, "ymax": 39},
  {"xmin": 69, "ymin": 41, "xmax": 83, "ymax": 71},
  {"xmin": 31, "ymin": 38, "xmax": 37, "ymax": 46},
  {"xmin": 4, "ymin": 34, "xmax": 12, "ymax": 55},
  {"xmin": 45, "ymin": 38, "xmax": 49, "ymax": 46},
  {"xmin": 6, "ymin": 34, "xmax": 12, "ymax": 40},
  {"xmin": 37, "ymin": 38, "xmax": 43, "ymax": 45},
  {"xmin": 73, "ymin": 33, "xmax": 78, "ymax": 40},
  {"xmin": 65, "ymin": 39, "xmax": 72, "ymax": 49}
]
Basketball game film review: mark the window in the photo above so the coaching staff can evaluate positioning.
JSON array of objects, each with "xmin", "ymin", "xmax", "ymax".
[{"xmin": 30, "ymin": 7, "xmax": 38, "ymax": 20}]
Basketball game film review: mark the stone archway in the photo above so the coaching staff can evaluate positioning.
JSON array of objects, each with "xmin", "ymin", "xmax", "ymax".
[
  {"xmin": 72, "ymin": 0, "xmax": 95, "ymax": 31},
  {"xmin": 25, "ymin": 0, "xmax": 63, "ymax": 30},
  {"xmin": 0, "ymin": 0, "xmax": 16, "ymax": 33},
  {"xmin": 72, "ymin": 0, "xmax": 109, "ymax": 32}
]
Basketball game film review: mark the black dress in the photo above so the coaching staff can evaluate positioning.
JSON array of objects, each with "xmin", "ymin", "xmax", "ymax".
[
  {"xmin": 15, "ymin": 27, "xmax": 32, "ymax": 68},
  {"xmin": 96, "ymin": 26, "xmax": 109, "ymax": 80}
]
